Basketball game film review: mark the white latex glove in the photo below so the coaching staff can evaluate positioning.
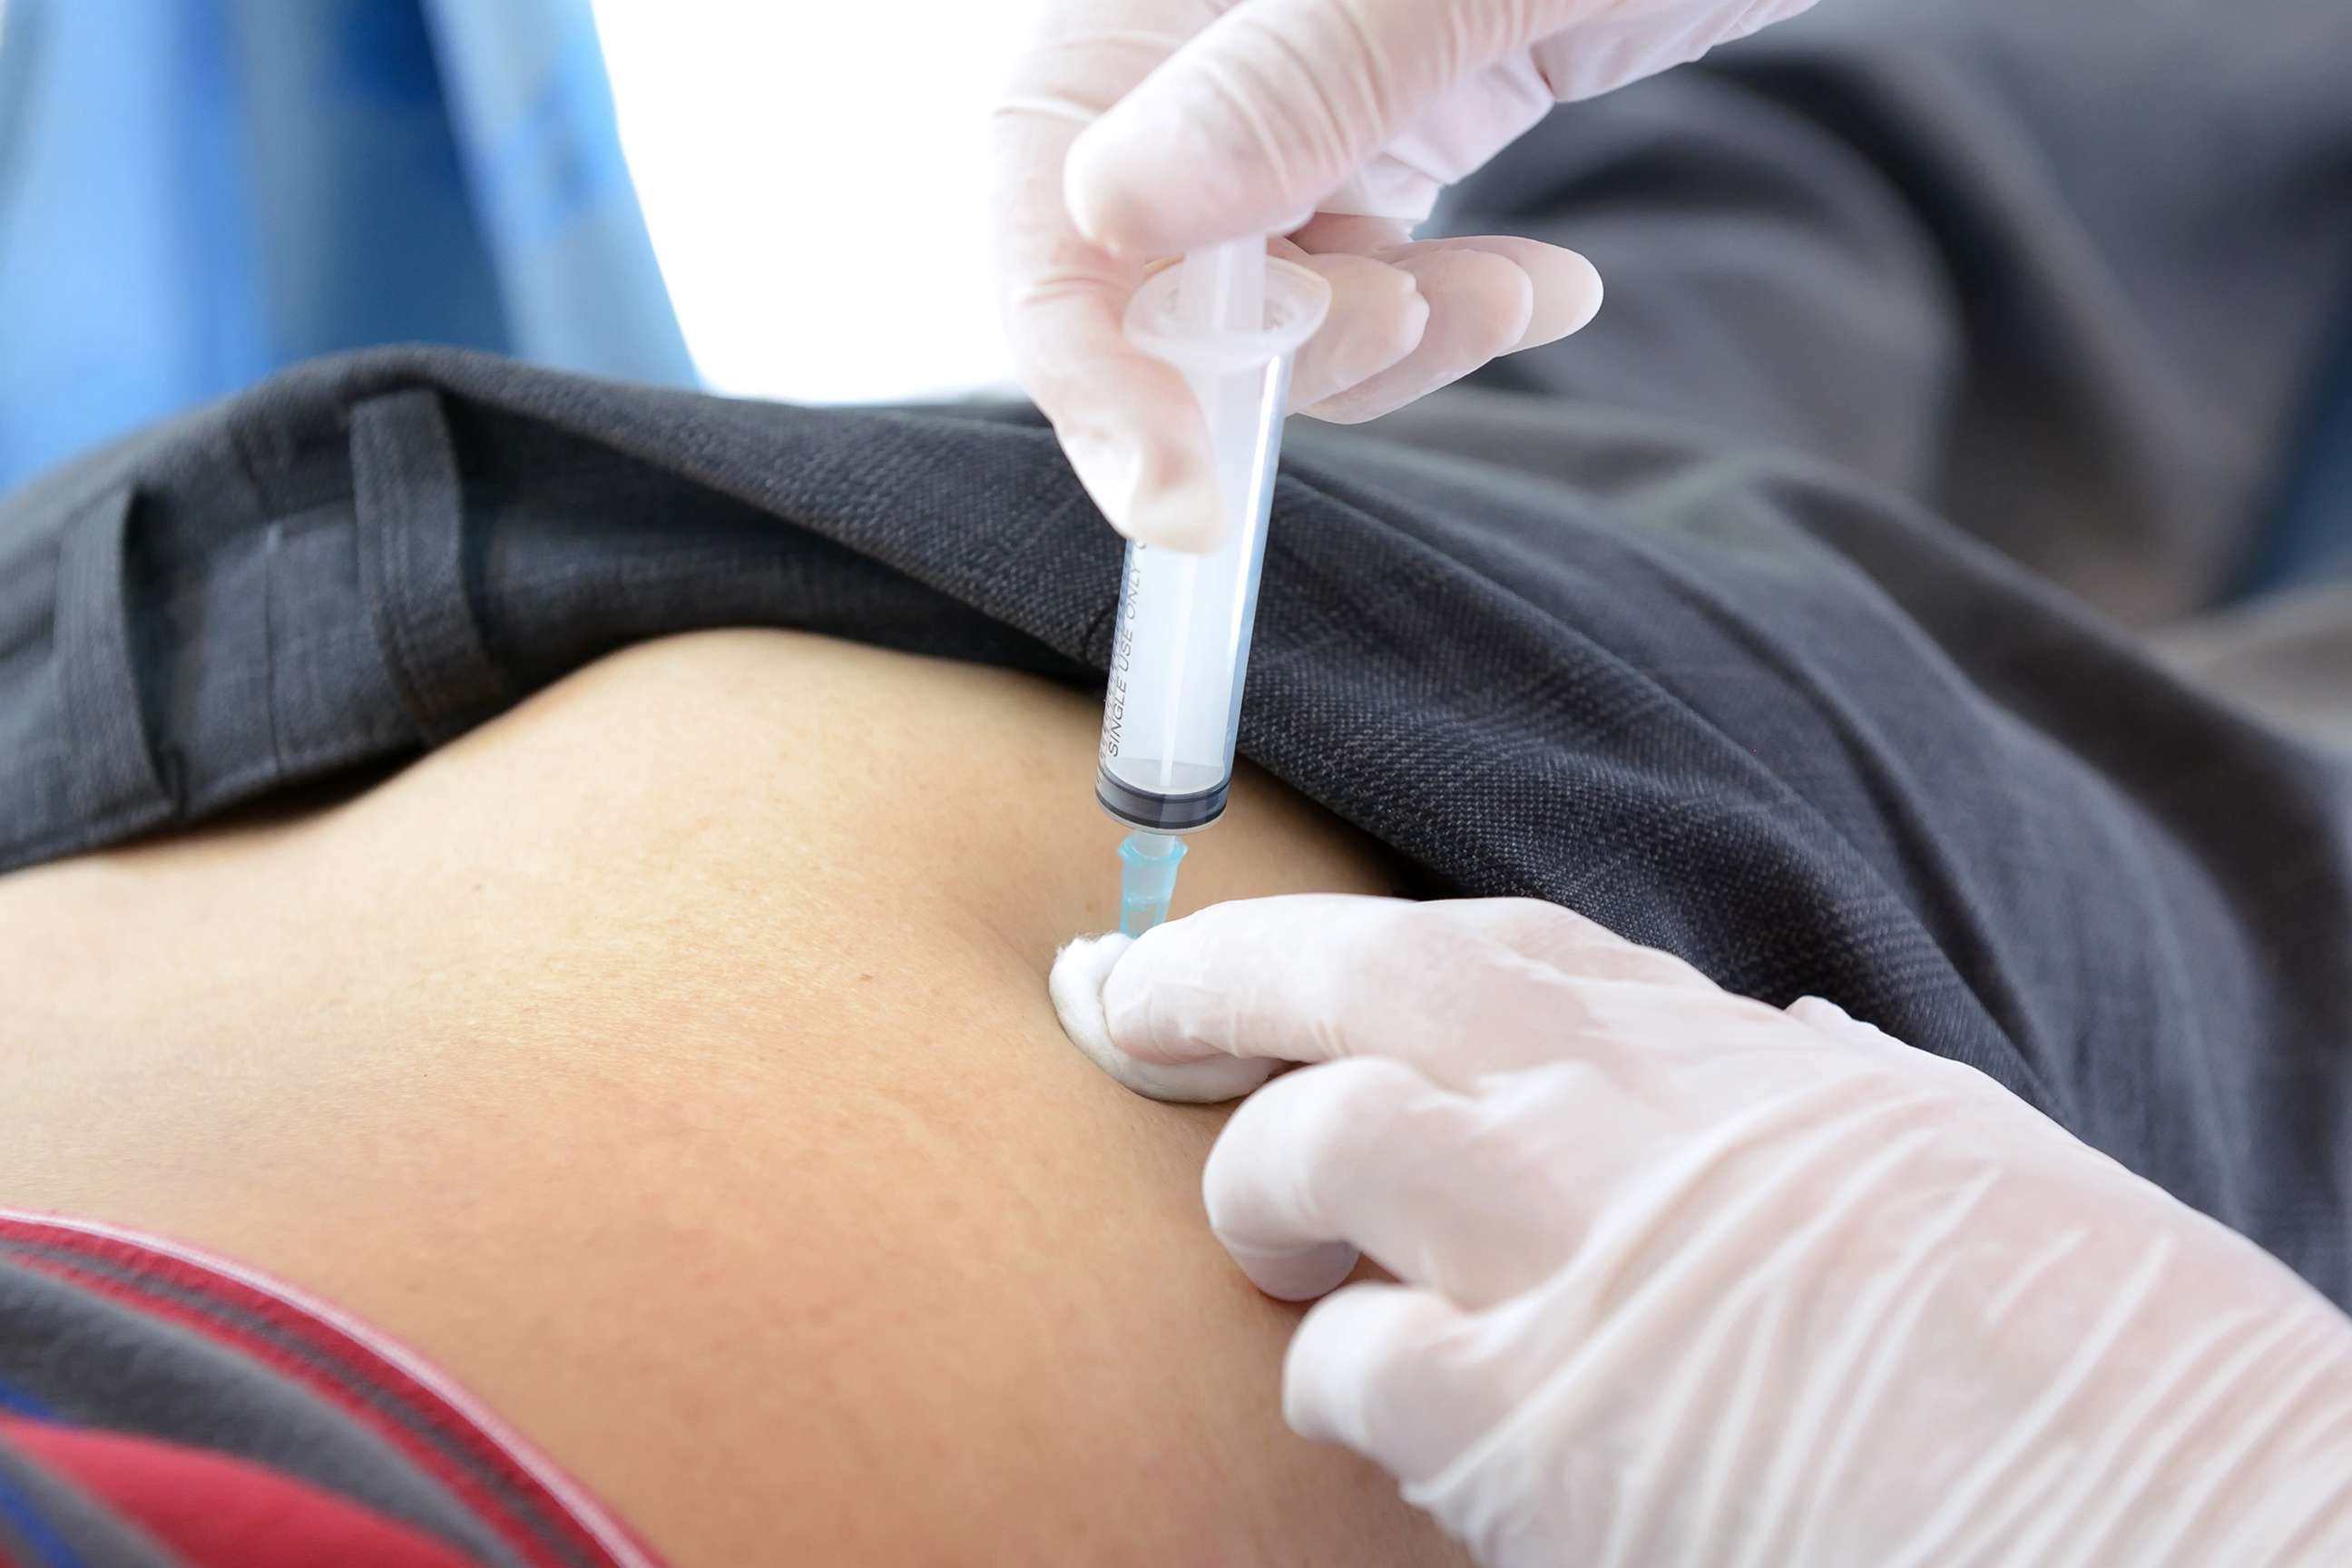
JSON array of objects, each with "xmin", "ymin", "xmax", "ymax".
[
  {"xmin": 991, "ymin": 0, "xmax": 1818, "ymax": 549},
  {"xmin": 1095, "ymin": 895, "xmax": 2352, "ymax": 1566}
]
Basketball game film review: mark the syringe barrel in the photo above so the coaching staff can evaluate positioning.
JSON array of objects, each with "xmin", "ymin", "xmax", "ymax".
[{"xmin": 1097, "ymin": 248, "xmax": 1329, "ymax": 833}]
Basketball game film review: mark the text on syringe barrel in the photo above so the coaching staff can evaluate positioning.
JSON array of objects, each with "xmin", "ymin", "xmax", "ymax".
[{"xmin": 1096, "ymin": 348, "xmax": 1292, "ymax": 831}]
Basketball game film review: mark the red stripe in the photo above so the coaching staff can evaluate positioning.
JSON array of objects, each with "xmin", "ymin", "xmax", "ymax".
[
  {"xmin": 0, "ymin": 1220, "xmax": 503, "ymax": 1452},
  {"xmin": 4, "ymin": 1221, "xmax": 416, "ymax": 1396},
  {"xmin": 0, "ymin": 1233, "xmax": 605, "ymax": 1568},
  {"xmin": 2, "ymin": 1415, "xmax": 481, "ymax": 1568}
]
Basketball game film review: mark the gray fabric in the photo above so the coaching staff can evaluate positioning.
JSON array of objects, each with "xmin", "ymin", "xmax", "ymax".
[
  {"xmin": 0, "ymin": 1250, "xmax": 529, "ymax": 1566},
  {"xmin": 2156, "ymin": 581, "xmax": 2352, "ymax": 751},
  {"xmin": 1436, "ymin": 0, "xmax": 2352, "ymax": 626}
]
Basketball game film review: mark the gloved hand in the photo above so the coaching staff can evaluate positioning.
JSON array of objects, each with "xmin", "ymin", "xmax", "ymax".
[
  {"xmin": 991, "ymin": 0, "xmax": 1819, "ymax": 549},
  {"xmin": 1095, "ymin": 895, "xmax": 2352, "ymax": 1566}
]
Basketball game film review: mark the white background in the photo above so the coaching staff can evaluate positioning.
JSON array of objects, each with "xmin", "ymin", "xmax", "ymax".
[{"xmin": 590, "ymin": 0, "xmax": 1048, "ymax": 405}]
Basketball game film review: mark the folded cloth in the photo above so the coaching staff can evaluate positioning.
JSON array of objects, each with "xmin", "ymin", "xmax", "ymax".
[{"xmin": 2, "ymin": 343, "xmax": 2348, "ymax": 1309}]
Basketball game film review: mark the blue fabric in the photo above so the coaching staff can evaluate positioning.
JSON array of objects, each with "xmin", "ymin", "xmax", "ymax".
[
  {"xmin": 0, "ymin": 1462, "xmax": 83, "ymax": 1568},
  {"xmin": 2249, "ymin": 298, "xmax": 2352, "ymax": 594},
  {"xmin": 0, "ymin": 0, "xmax": 691, "ymax": 495},
  {"xmin": 0, "ymin": 1380, "xmax": 55, "ymax": 1421},
  {"xmin": 421, "ymin": 0, "xmax": 692, "ymax": 384}
]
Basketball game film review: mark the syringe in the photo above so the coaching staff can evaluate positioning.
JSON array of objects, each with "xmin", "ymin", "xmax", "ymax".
[{"xmin": 1097, "ymin": 238, "xmax": 1331, "ymax": 935}]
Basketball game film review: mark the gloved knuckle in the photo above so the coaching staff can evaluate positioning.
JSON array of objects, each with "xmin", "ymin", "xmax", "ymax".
[
  {"xmin": 1302, "ymin": 1283, "xmax": 1446, "ymax": 1392},
  {"xmin": 1493, "ymin": 895, "xmax": 1608, "ymax": 947},
  {"xmin": 1403, "ymin": 907, "xmax": 1544, "ymax": 998},
  {"xmin": 1402, "ymin": 895, "xmax": 1495, "ymax": 946},
  {"xmin": 1212, "ymin": 6, "xmax": 1376, "ymax": 192},
  {"xmin": 1338, "ymin": 267, "xmax": 1430, "ymax": 365},
  {"xmin": 1324, "ymin": 902, "xmax": 1429, "ymax": 996},
  {"xmin": 1326, "ymin": 0, "xmax": 1426, "ymax": 122},
  {"xmin": 1294, "ymin": 1058, "xmax": 1434, "ymax": 1171}
]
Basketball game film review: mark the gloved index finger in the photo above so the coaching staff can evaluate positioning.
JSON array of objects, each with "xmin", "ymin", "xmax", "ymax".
[{"xmin": 1099, "ymin": 893, "xmax": 1605, "ymax": 1085}]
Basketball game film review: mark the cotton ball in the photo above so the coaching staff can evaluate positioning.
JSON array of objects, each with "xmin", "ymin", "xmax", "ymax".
[{"xmin": 1050, "ymin": 933, "xmax": 1276, "ymax": 1103}]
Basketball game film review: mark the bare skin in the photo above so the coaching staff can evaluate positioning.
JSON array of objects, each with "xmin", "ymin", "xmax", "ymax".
[{"xmin": 0, "ymin": 630, "xmax": 1465, "ymax": 1566}]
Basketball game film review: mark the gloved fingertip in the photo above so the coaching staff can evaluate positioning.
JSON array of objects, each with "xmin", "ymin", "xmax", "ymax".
[
  {"xmin": 1062, "ymin": 426, "xmax": 1225, "ymax": 551},
  {"xmin": 1051, "ymin": 934, "xmax": 1275, "ymax": 1102},
  {"xmin": 1226, "ymin": 1238, "xmax": 1363, "ymax": 1303},
  {"xmin": 1510, "ymin": 247, "xmax": 1603, "ymax": 352},
  {"xmin": 1283, "ymin": 1284, "xmax": 1463, "ymax": 1453},
  {"xmin": 1121, "ymin": 466, "xmax": 1228, "ymax": 552}
]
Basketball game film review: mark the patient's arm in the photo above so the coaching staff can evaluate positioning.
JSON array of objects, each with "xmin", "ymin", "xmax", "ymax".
[{"xmin": 0, "ymin": 630, "xmax": 1463, "ymax": 1566}]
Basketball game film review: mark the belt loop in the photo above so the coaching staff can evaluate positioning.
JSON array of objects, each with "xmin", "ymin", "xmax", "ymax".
[
  {"xmin": 54, "ymin": 485, "xmax": 176, "ymax": 830},
  {"xmin": 350, "ymin": 388, "xmax": 506, "ymax": 745}
]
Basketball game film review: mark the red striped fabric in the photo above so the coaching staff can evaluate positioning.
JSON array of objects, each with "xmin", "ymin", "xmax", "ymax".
[
  {"xmin": 0, "ymin": 1211, "xmax": 664, "ymax": 1568},
  {"xmin": 2, "ymin": 1416, "xmax": 484, "ymax": 1568}
]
